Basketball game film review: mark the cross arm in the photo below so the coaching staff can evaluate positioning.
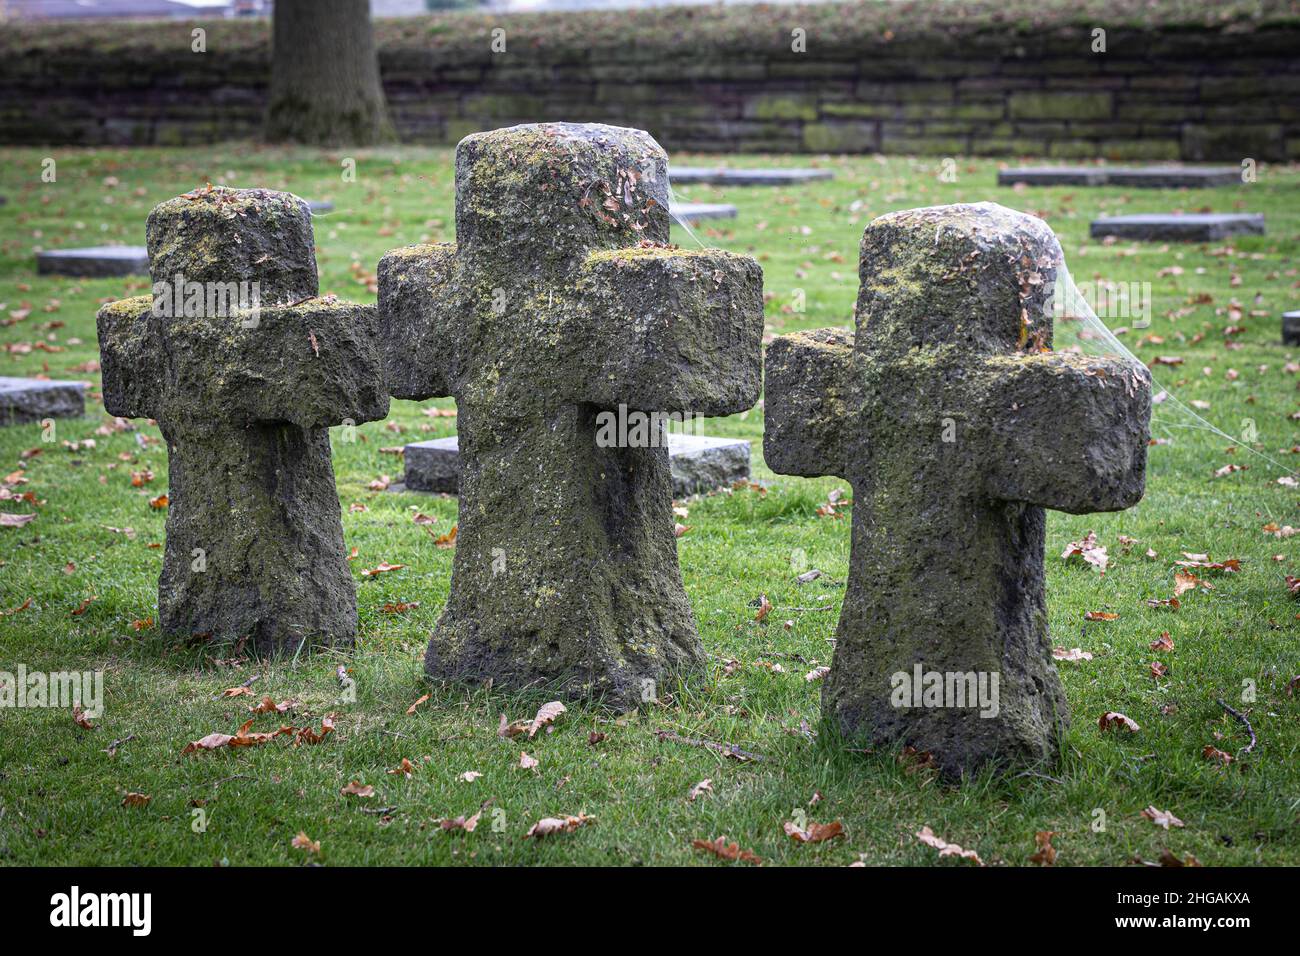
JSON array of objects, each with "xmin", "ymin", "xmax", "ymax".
[
  {"xmin": 982, "ymin": 352, "xmax": 1151, "ymax": 514},
  {"xmin": 377, "ymin": 243, "xmax": 458, "ymax": 401},
  {"xmin": 96, "ymin": 295, "xmax": 162, "ymax": 421},
  {"xmin": 169, "ymin": 300, "xmax": 389, "ymax": 429},
  {"xmin": 763, "ymin": 328, "xmax": 856, "ymax": 480},
  {"xmin": 570, "ymin": 247, "xmax": 764, "ymax": 416}
]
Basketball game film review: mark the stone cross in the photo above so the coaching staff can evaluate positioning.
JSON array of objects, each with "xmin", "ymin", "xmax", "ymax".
[
  {"xmin": 96, "ymin": 187, "xmax": 389, "ymax": 653},
  {"xmin": 379, "ymin": 123, "xmax": 763, "ymax": 706},
  {"xmin": 765, "ymin": 202, "xmax": 1151, "ymax": 778}
]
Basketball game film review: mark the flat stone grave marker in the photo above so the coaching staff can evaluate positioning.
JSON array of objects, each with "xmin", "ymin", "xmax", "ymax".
[
  {"xmin": 1283, "ymin": 310, "xmax": 1300, "ymax": 346},
  {"xmin": 378, "ymin": 122, "xmax": 764, "ymax": 705},
  {"xmin": 765, "ymin": 201, "xmax": 1151, "ymax": 779},
  {"xmin": 37, "ymin": 246, "xmax": 149, "ymax": 277},
  {"xmin": 308, "ymin": 200, "xmax": 334, "ymax": 213},
  {"xmin": 1090, "ymin": 213, "xmax": 1264, "ymax": 242},
  {"xmin": 670, "ymin": 166, "xmax": 833, "ymax": 187},
  {"xmin": 671, "ymin": 201, "xmax": 737, "ymax": 223},
  {"xmin": 1000, "ymin": 166, "xmax": 1240, "ymax": 188},
  {"xmin": 0, "ymin": 376, "xmax": 85, "ymax": 426},
  {"xmin": 97, "ymin": 186, "xmax": 388, "ymax": 653},
  {"xmin": 403, "ymin": 432, "xmax": 750, "ymax": 497}
]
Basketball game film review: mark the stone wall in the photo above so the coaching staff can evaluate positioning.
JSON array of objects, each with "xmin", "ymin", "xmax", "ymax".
[{"xmin": 2, "ymin": 0, "xmax": 1296, "ymax": 159}]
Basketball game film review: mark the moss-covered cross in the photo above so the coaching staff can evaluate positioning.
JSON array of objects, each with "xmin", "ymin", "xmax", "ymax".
[
  {"xmin": 96, "ymin": 187, "xmax": 389, "ymax": 653},
  {"xmin": 379, "ymin": 123, "xmax": 764, "ymax": 706},
  {"xmin": 765, "ymin": 202, "xmax": 1152, "ymax": 779}
]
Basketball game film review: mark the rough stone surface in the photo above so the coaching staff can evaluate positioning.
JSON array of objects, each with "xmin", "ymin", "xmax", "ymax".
[
  {"xmin": 404, "ymin": 432, "xmax": 750, "ymax": 497},
  {"xmin": 0, "ymin": 376, "xmax": 85, "ymax": 426},
  {"xmin": 670, "ymin": 166, "xmax": 833, "ymax": 186},
  {"xmin": 1284, "ymin": 310, "xmax": 1300, "ymax": 346},
  {"xmin": 37, "ymin": 246, "xmax": 149, "ymax": 277},
  {"xmin": 1090, "ymin": 213, "xmax": 1265, "ymax": 242},
  {"xmin": 764, "ymin": 201, "xmax": 1152, "ymax": 779},
  {"xmin": 1000, "ymin": 166, "xmax": 1240, "ymax": 188},
  {"xmin": 671, "ymin": 202, "xmax": 738, "ymax": 222},
  {"xmin": 378, "ymin": 122, "xmax": 764, "ymax": 706},
  {"xmin": 96, "ymin": 186, "xmax": 389, "ymax": 654}
]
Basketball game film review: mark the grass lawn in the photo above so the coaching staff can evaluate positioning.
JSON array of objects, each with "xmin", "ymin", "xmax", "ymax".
[{"xmin": 0, "ymin": 145, "xmax": 1297, "ymax": 867}]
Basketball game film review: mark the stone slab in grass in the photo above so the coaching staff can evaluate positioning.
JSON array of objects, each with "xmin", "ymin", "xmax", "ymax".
[
  {"xmin": 1000, "ymin": 166, "xmax": 1240, "ymax": 188},
  {"xmin": 37, "ymin": 245, "xmax": 149, "ymax": 277},
  {"xmin": 404, "ymin": 432, "xmax": 750, "ymax": 497},
  {"xmin": 308, "ymin": 200, "xmax": 334, "ymax": 213},
  {"xmin": 671, "ymin": 201, "xmax": 737, "ymax": 222},
  {"xmin": 0, "ymin": 376, "xmax": 85, "ymax": 426},
  {"xmin": 998, "ymin": 167, "xmax": 1108, "ymax": 187},
  {"xmin": 670, "ymin": 166, "xmax": 833, "ymax": 186},
  {"xmin": 1283, "ymin": 311, "xmax": 1300, "ymax": 346},
  {"xmin": 1105, "ymin": 166, "xmax": 1241, "ymax": 188},
  {"xmin": 1090, "ymin": 213, "xmax": 1264, "ymax": 242}
]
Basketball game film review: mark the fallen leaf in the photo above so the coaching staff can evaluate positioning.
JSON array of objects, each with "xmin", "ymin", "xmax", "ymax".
[
  {"xmin": 1084, "ymin": 611, "xmax": 1118, "ymax": 621},
  {"xmin": 1062, "ymin": 531, "xmax": 1109, "ymax": 572},
  {"xmin": 528, "ymin": 701, "xmax": 566, "ymax": 738},
  {"xmin": 291, "ymin": 832, "xmax": 321, "ymax": 854},
  {"xmin": 458, "ymin": 771, "xmax": 482, "ymax": 783},
  {"xmin": 388, "ymin": 758, "xmax": 416, "ymax": 778},
  {"xmin": 360, "ymin": 562, "xmax": 404, "ymax": 577},
  {"xmin": 754, "ymin": 593, "xmax": 772, "ymax": 623},
  {"xmin": 1141, "ymin": 806, "xmax": 1184, "ymax": 829},
  {"xmin": 220, "ymin": 686, "xmax": 253, "ymax": 698},
  {"xmin": 121, "ymin": 792, "xmax": 151, "ymax": 808},
  {"xmin": 519, "ymin": 751, "xmax": 539, "ymax": 770},
  {"xmin": 691, "ymin": 835, "xmax": 762, "ymax": 865},
  {"xmin": 433, "ymin": 524, "xmax": 457, "ymax": 548},
  {"xmin": 805, "ymin": 665, "xmax": 831, "ymax": 682},
  {"xmin": 1099, "ymin": 711, "xmax": 1140, "ymax": 733},
  {"xmin": 784, "ymin": 819, "xmax": 844, "ymax": 844},
  {"xmin": 439, "ymin": 811, "xmax": 481, "ymax": 832},
  {"xmin": 1150, "ymin": 632, "xmax": 1175, "ymax": 651},
  {"xmin": 915, "ymin": 826, "xmax": 983, "ymax": 865},
  {"xmin": 406, "ymin": 693, "xmax": 430, "ymax": 716},
  {"xmin": 688, "ymin": 779, "xmax": 713, "ymax": 802},
  {"xmin": 1028, "ymin": 830, "xmax": 1057, "ymax": 866},
  {"xmin": 0, "ymin": 512, "xmax": 36, "ymax": 528},
  {"xmin": 1202, "ymin": 745, "xmax": 1233, "ymax": 766},
  {"xmin": 1053, "ymin": 647, "xmax": 1093, "ymax": 661},
  {"xmin": 524, "ymin": 813, "xmax": 592, "ymax": 839},
  {"xmin": 72, "ymin": 705, "xmax": 94, "ymax": 729},
  {"xmin": 340, "ymin": 780, "xmax": 374, "ymax": 798}
]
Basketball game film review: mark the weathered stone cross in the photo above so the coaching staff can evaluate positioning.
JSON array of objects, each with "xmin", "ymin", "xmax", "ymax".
[
  {"xmin": 379, "ymin": 123, "xmax": 763, "ymax": 706},
  {"xmin": 96, "ymin": 186, "xmax": 389, "ymax": 652},
  {"xmin": 765, "ymin": 202, "xmax": 1151, "ymax": 778}
]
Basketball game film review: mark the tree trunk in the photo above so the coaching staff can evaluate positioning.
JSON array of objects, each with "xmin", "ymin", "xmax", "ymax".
[{"xmin": 265, "ymin": 0, "xmax": 395, "ymax": 146}]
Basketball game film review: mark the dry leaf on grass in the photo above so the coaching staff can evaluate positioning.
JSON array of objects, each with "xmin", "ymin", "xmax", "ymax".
[
  {"xmin": 915, "ymin": 826, "xmax": 983, "ymax": 865},
  {"xmin": 72, "ymin": 705, "xmax": 94, "ymax": 729},
  {"xmin": 1053, "ymin": 647, "xmax": 1093, "ymax": 661},
  {"xmin": 1028, "ymin": 830, "xmax": 1057, "ymax": 866},
  {"xmin": 406, "ymin": 693, "xmax": 430, "ymax": 716},
  {"xmin": 340, "ymin": 780, "xmax": 374, "ymax": 798},
  {"xmin": 291, "ymin": 832, "xmax": 321, "ymax": 854},
  {"xmin": 1202, "ymin": 745, "xmax": 1233, "ymax": 766},
  {"xmin": 688, "ymin": 779, "xmax": 713, "ymax": 802},
  {"xmin": 519, "ymin": 751, "xmax": 539, "ymax": 770},
  {"xmin": 784, "ymin": 819, "xmax": 844, "ymax": 844},
  {"xmin": 388, "ymin": 758, "xmax": 416, "ymax": 778},
  {"xmin": 458, "ymin": 770, "xmax": 482, "ymax": 783},
  {"xmin": 691, "ymin": 835, "xmax": 762, "ymax": 865},
  {"xmin": 1099, "ymin": 711, "xmax": 1141, "ymax": 733},
  {"xmin": 1062, "ymin": 531, "xmax": 1109, "ymax": 572},
  {"xmin": 1141, "ymin": 806, "xmax": 1184, "ymax": 829},
  {"xmin": 439, "ymin": 811, "xmax": 481, "ymax": 832},
  {"xmin": 528, "ymin": 701, "xmax": 566, "ymax": 738},
  {"xmin": 524, "ymin": 813, "xmax": 593, "ymax": 839},
  {"xmin": 121, "ymin": 792, "xmax": 151, "ymax": 808},
  {"xmin": 805, "ymin": 665, "xmax": 831, "ymax": 682}
]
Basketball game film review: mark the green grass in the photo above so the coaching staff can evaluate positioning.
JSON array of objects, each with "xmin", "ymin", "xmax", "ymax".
[{"xmin": 0, "ymin": 145, "xmax": 1297, "ymax": 867}]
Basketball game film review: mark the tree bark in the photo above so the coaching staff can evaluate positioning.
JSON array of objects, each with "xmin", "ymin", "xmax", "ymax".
[{"xmin": 265, "ymin": 0, "xmax": 395, "ymax": 146}]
